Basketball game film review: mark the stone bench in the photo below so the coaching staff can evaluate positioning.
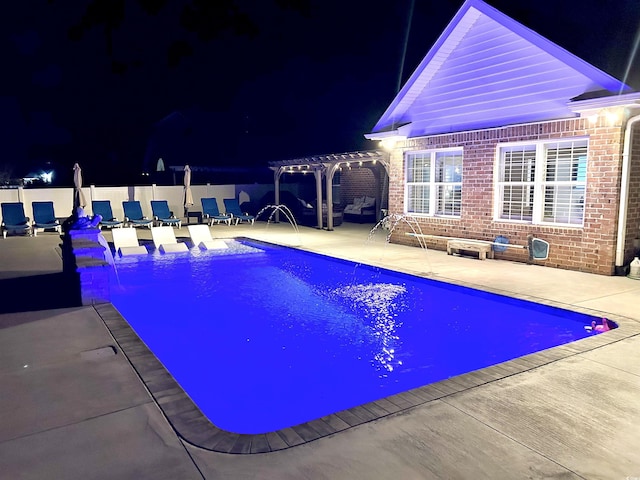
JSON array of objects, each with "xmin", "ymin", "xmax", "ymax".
[{"xmin": 447, "ymin": 239, "xmax": 494, "ymax": 260}]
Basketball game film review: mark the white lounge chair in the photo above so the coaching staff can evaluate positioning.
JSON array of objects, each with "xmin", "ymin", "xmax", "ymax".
[
  {"xmin": 187, "ymin": 224, "xmax": 228, "ymax": 250},
  {"xmin": 111, "ymin": 228, "xmax": 148, "ymax": 256},
  {"xmin": 151, "ymin": 226, "xmax": 189, "ymax": 253}
]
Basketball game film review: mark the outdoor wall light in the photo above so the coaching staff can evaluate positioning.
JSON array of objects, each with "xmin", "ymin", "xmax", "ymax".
[
  {"xmin": 379, "ymin": 139, "xmax": 396, "ymax": 150},
  {"xmin": 379, "ymin": 135, "xmax": 406, "ymax": 150},
  {"xmin": 584, "ymin": 107, "xmax": 624, "ymax": 126},
  {"xmin": 606, "ymin": 108, "xmax": 622, "ymax": 125}
]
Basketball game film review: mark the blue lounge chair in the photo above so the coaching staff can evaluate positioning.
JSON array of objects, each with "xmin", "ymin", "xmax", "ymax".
[
  {"xmin": 31, "ymin": 201, "xmax": 62, "ymax": 236},
  {"xmin": 1, "ymin": 202, "xmax": 32, "ymax": 238},
  {"xmin": 201, "ymin": 197, "xmax": 232, "ymax": 226},
  {"xmin": 151, "ymin": 200, "xmax": 182, "ymax": 228},
  {"xmin": 123, "ymin": 201, "xmax": 153, "ymax": 229},
  {"xmin": 223, "ymin": 198, "xmax": 255, "ymax": 225},
  {"xmin": 91, "ymin": 200, "xmax": 123, "ymax": 229}
]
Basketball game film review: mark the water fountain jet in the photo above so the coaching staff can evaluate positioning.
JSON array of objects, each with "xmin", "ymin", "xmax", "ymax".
[
  {"xmin": 254, "ymin": 204, "xmax": 302, "ymax": 246},
  {"xmin": 366, "ymin": 213, "xmax": 432, "ymax": 275}
]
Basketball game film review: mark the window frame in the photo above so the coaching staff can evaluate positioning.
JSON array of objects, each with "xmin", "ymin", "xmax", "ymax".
[
  {"xmin": 494, "ymin": 137, "xmax": 588, "ymax": 227},
  {"xmin": 404, "ymin": 147, "xmax": 463, "ymax": 218}
]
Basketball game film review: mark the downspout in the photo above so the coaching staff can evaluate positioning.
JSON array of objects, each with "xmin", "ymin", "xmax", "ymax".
[{"xmin": 615, "ymin": 114, "xmax": 640, "ymax": 268}]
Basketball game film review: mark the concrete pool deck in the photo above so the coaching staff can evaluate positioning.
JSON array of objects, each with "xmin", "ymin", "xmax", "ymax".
[{"xmin": 1, "ymin": 222, "xmax": 640, "ymax": 479}]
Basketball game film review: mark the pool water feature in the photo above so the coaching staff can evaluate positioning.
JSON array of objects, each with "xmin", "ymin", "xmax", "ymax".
[
  {"xmin": 110, "ymin": 239, "xmax": 598, "ymax": 435},
  {"xmin": 254, "ymin": 204, "xmax": 301, "ymax": 245}
]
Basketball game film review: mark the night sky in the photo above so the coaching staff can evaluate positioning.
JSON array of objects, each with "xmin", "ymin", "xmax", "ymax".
[{"xmin": 2, "ymin": 0, "xmax": 639, "ymax": 186}]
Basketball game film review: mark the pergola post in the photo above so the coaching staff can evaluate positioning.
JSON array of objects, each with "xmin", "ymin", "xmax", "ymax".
[
  {"xmin": 325, "ymin": 163, "xmax": 340, "ymax": 231},
  {"xmin": 273, "ymin": 167, "xmax": 283, "ymax": 223},
  {"xmin": 314, "ymin": 168, "xmax": 323, "ymax": 229}
]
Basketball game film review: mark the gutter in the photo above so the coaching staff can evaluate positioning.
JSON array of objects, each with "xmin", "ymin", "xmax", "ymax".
[{"xmin": 615, "ymin": 114, "xmax": 640, "ymax": 268}]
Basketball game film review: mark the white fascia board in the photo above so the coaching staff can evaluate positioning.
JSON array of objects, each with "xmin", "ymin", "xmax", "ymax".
[
  {"xmin": 568, "ymin": 92, "xmax": 640, "ymax": 113},
  {"xmin": 364, "ymin": 130, "xmax": 400, "ymax": 141}
]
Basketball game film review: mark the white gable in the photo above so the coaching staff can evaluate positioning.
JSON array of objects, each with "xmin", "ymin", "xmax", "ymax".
[{"xmin": 368, "ymin": 0, "xmax": 631, "ymax": 139}]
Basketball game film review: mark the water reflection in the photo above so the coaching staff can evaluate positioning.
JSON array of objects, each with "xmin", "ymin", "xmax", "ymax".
[{"xmin": 331, "ymin": 282, "xmax": 407, "ymax": 376}]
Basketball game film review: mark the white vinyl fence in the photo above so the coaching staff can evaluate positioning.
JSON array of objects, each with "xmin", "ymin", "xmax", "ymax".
[{"xmin": 0, "ymin": 184, "xmax": 237, "ymax": 222}]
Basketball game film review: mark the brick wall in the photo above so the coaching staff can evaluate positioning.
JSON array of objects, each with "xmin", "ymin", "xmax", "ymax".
[
  {"xmin": 386, "ymin": 117, "xmax": 630, "ymax": 275},
  {"xmin": 339, "ymin": 166, "xmax": 379, "ymax": 207}
]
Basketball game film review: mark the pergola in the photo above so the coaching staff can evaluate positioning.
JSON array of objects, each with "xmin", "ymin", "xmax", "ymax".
[{"xmin": 269, "ymin": 150, "xmax": 390, "ymax": 230}]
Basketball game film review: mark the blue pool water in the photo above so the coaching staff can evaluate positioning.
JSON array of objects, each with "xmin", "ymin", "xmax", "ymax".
[{"xmin": 110, "ymin": 239, "xmax": 596, "ymax": 434}]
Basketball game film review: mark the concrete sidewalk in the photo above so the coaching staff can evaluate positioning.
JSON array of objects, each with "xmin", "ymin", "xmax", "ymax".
[{"xmin": 1, "ymin": 224, "xmax": 640, "ymax": 479}]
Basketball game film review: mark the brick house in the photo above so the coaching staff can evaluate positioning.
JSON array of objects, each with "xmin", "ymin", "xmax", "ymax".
[{"xmin": 364, "ymin": 0, "xmax": 640, "ymax": 275}]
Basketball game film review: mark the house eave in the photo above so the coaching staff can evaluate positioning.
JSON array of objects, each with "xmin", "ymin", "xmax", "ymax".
[
  {"xmin": 568, "ymin": 91, "xmax": 640, "ymax": 114},
  {"xmin": 365, "ymin": 123, "xmax": 412, "ymax": 142},
  {"xmin": 364, "ymin": 130, "xmax": 401, "ymax": 141}
]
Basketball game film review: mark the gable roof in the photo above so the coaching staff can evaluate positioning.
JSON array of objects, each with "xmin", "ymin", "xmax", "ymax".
[{"xmin": 367, "ymin": 0, "xmax": 632, "ymax": 139}]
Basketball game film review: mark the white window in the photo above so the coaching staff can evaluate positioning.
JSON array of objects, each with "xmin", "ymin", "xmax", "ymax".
[
  {"xmin": 496, "ymin": 139, "xmax": 587, "ymax": 226},
  {"xmin": 405, "ymin": 149, "xmax": 463, "ymax": 217}
]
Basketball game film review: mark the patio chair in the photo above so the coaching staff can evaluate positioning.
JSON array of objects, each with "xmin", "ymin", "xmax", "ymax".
[
  {"xmin": 122, "ymin": 201, "xmax": 153, "ymax": 229},
  {"xmin": 91, "ymin": 200, "xmax": 123, "ymax": 229},
  {"xmin": 31, "ymin": 201, "xmax": 62, "ymax": 236},
  {"xmin": 151, "ymin": 200, "xmax": 182, "ymax": 228},
  {"xmin": 187, "ymin": 224, "xmax": 228, "ymax": 250},
  {"xmin": 151, "ymin": 226, "xmax": 189, "ymax": 253},
  {"xmin": 223, "ymin": 198, "xmax": 255, "ymax": 225},
  {"xmin": 111, "ymin": 227, "xmax": 148, "ymax": 256},
  {"xmin": 201, "ymin": 197, "xmax": 232, "ymax": 226},
  {"xmin": 343, "ymin": 196, "xmax": 376, "ymax": 223},
  {"xmin": 1, "ymin": 202, "xmax": 32, "ymax": 239}
]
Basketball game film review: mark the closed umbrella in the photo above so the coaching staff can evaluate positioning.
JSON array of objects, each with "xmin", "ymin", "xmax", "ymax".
[
  {"xmin": 183, "ymin": 164, "xmax": 194, "ymax": 216},
  {"xmin": 73, "ymin": 163, "xmax": 87, "ymax": 210}
]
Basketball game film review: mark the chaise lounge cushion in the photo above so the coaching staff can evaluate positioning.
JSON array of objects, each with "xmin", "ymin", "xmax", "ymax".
[
  {"xmin": 344, "ymin": 196, "xmax": 376, "ymax": 223},
  {"xmin": 344, "ymin": 196, "xmax": 375, "ymax": 215}
]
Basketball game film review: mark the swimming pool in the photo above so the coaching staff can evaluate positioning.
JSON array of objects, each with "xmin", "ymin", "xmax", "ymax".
[{"xmin": 110, "ymin": 238, "xmax": 596, "ymax": 435}]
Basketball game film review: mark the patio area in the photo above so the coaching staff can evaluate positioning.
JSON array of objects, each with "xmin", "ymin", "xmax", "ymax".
[{"xmin": 1, "ymin": 222, "xmax": 640, "ymax": 479}]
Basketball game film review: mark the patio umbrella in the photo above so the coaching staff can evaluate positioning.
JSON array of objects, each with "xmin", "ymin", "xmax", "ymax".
[
  {"xmin": 183, "ymin": 164, "xmax": 194, "ymax": 216},
  {"xmin": 73, "ymin": 163, "xmax": 87, "ymax": 210},
  {"xmin": 156, "ymin": 157, "xmax": 165, "ymax": 172}
]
